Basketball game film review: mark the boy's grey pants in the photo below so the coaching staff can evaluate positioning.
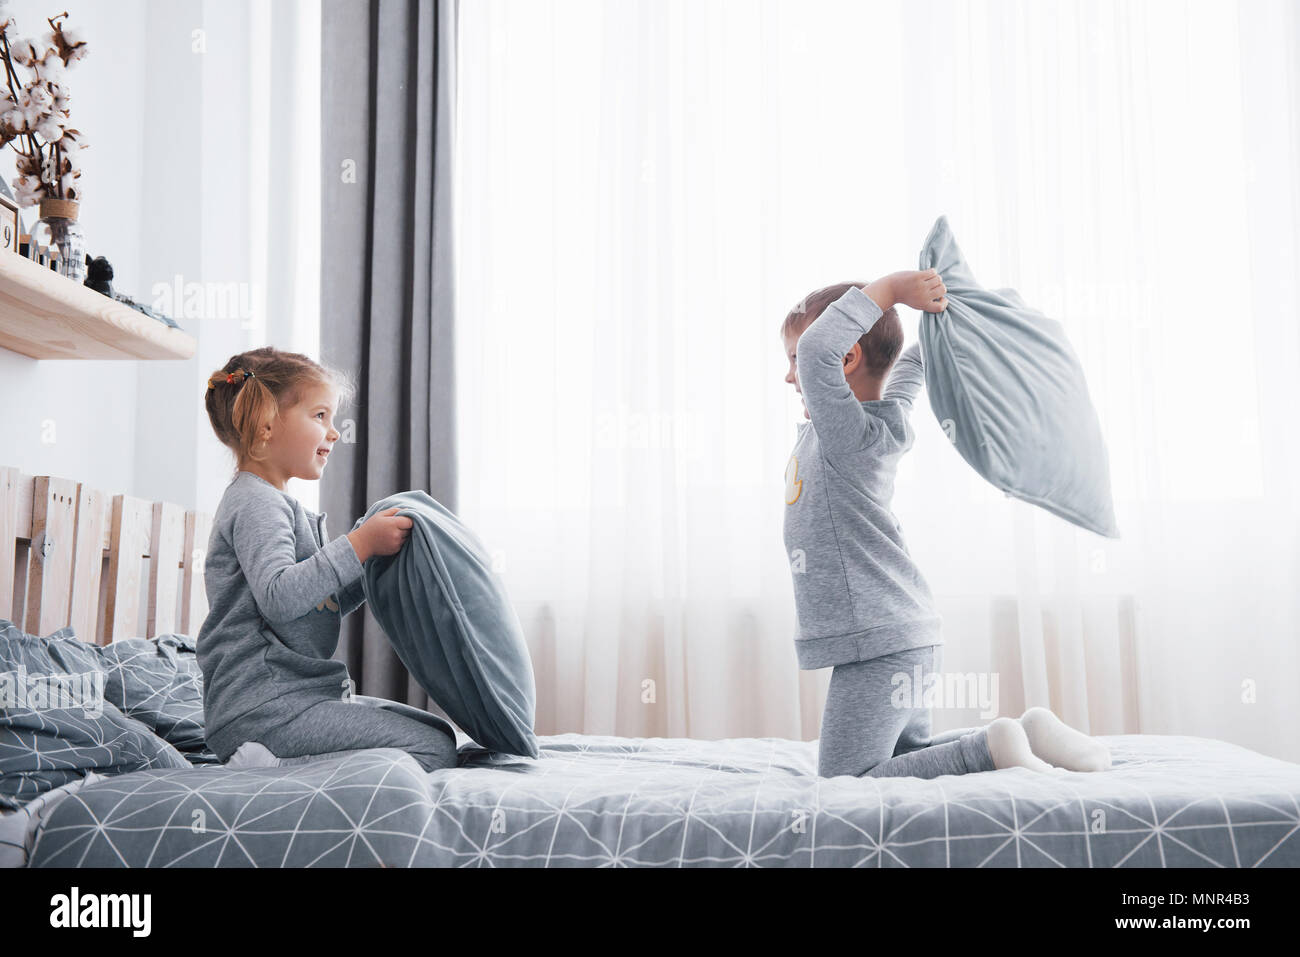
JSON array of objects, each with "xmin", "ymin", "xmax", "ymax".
[
  {"xmin": 818, "ymin": 645, "xmax": 996, "ymax": 779},
  {"xmin": 253, "ymin": 693, "xmax": 459, "ymax": 773}
]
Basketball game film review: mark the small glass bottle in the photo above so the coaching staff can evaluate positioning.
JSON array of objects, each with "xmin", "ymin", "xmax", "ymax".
[{"xmin": 33, "ymin": 197, "xmax": 86, "ymax": 282}]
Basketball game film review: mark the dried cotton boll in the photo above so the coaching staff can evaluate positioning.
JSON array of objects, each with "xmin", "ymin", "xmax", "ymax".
[
  {"xmin": 33, "ymin": 114, "xmax": 63, "ymax": 142},
  {"xmin": 14, "ymin": 174, "xmax": 42, "ymax": 206},
  {"xmin": 15, "ymin": 95, "xmax": 49, "ymax": 129},
  {"xmin": 47, "ymin": 22, "xmax": 87, "ymax": 66},
  {"xmin": 10, "ymin": 38, "xmax": 36, "ymax": 66},
  {"xmin": 35, "ymin": 49, "xmax": 64, "ymax": 83},
  {"xmin": 1, "ymin": 11, "xmax": 90, "ymax": 206},
  {"xmin": 25, "ymin": 84, "xmax": 52, "ymax": 111}
]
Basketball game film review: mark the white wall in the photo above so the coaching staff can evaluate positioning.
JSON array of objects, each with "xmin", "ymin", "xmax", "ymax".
[{"xmin": 0, "ymin": 0, "xmax": 320, "ymax": 531}]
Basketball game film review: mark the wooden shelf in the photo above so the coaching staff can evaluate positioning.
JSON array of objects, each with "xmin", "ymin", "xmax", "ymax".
[{"xmin": 0, "ymin": 251, "xmax": 195, "ymax": 360}]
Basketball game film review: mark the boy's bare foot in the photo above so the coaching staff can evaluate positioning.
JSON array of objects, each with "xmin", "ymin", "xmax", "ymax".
[
  {"xmin": 986, "ymin": 716, "xmax": 1055, "ymax": 772},
  {"xmin": 1019, "ymin": 706, "xmax": 1112, "ymax": 772}
]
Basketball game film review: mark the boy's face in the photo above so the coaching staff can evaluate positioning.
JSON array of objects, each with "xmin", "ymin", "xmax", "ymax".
[{"xmin": 782, "ymin": 326, "xmax": 810, "ymax": 420}]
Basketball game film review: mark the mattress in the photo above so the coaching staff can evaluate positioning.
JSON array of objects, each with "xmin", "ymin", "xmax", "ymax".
[{"xmin": 16, "ymin": 731, "xmax": 1300, "ymax": 867}]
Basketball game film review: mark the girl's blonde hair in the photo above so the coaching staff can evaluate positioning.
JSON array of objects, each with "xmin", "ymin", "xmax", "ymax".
[{"xmin": 204, "ymin": 346, "xmax": 355, "ymax": 473}]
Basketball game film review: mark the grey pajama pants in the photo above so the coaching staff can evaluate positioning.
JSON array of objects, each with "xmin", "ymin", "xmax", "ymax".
[
  {"xmin": 253, "ymin": 693, "xmax": 459, "ymax": 773},
  {"xmin": 817, "ymin": 645, "xmax": 996, "ymax": 779}
]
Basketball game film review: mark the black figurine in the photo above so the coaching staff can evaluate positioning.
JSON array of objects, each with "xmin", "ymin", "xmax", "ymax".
[
  {"xmin": 81, "ymin": 253, "xmax": 181, "ymax": 330},
  {"xmin": 84, "ymin": 254, "xmax": 114, "ymax": 296}
]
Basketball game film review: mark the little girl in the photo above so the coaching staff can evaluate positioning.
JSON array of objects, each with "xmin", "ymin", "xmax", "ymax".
[{"xmin": 198, "ymin": 346, "xmax": 458, "ymax": 772}]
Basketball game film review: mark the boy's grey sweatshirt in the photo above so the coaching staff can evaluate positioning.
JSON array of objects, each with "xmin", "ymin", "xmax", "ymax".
[
  {"xmin": 782, "ymin": 285, "xmax": 941, "ymax": 669},
  {"xmin": 197, "ymin": 470, "xmax": 366, "ymax": 760}
]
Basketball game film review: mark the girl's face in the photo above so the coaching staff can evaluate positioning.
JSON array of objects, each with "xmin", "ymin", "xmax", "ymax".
[{"xmin": 256, "ymin": 381, "xmax": 341, "ymax": 488}]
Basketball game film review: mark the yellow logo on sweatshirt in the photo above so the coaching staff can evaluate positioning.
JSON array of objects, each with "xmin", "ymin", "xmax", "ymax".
[
  {"xmin": 316, "ymin": 594, "xmax": 339, "ymax": 614},
  {"xmin": 784, "ymin": 454, "xmax": 802, "ymax": 505}
]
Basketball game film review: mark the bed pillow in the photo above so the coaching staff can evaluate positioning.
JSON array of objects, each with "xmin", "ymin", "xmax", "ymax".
[
  {"xmin": 916, "ymin": 215, "xmax": 1120, "ymax": 538},
  {"xmin": 97, "ymin": 633, "xmax": 214, "ymax": 758},
  {"xmin": 353, "ymin": 492, "xmax": 539, "ymax": 758},
  {"xmin": 0, "ymin": 620, "xmax": 191, "ymax": 809}
]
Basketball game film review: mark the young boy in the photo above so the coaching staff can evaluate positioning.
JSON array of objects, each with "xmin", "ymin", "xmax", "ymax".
[{"xmin": 781, "ymin": 269, "xmax": 1111, "ymax": 778}]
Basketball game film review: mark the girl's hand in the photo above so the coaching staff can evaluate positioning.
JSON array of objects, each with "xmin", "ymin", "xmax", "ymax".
[
  {"xmin": 893, "ymin": 268, "xmax": 949, "ymax": 313},
  {"xmin": 347, "ymin": 507, "xmax": 413, "ymax": 562}
]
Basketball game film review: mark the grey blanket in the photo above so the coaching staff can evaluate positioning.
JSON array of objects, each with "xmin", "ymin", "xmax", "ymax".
[{"xmin": 18, "ymin": 732, "xmax": 1300, "ymax": 867}]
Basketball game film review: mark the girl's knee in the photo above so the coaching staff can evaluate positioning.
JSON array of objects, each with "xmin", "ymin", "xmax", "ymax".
[{"xmin": 818, "ymin": 746, "xmax": 884, "ymax": 778}]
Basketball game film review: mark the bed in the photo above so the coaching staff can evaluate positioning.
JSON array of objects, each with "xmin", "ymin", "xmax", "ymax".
[{"xmin": 4, "ymin": 463, "xmax": 1300, "ymax": 868}]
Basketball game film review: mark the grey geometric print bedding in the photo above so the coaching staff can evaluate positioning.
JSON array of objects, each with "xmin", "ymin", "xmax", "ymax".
[
  {"xmin": 0, "ymin": 624, "xmax": 218, "ymax": 812},
  {"xmin": 97, "ymin": 633, "xmax": 218, "ymax": 762},
  {"xmin": 21, "ymin": 731, "xmax": 1300, "ymax": 867}
]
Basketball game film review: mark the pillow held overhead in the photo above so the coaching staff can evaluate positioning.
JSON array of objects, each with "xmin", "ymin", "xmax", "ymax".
[
  {"xmin": 355, "ymin": 492, "xmax": 540, "ymax": 758},
  {"xmin": 917, "ymin": 215, "xmax": 1120, "ymax": 538}
]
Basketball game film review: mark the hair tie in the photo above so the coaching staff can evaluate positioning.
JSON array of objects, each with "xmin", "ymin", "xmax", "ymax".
[{"xmin": 206, "ymin": 369, "xmax": 255, "ymax": 391}]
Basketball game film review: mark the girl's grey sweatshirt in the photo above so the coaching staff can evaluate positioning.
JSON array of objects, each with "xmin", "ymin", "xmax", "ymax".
[
  {"xmin": 782, "ymin": 285, "xmax": 942, "ymax": 669},
  {"xmin": 197, "ymin": 470, "xmax": 366, "ymax": 760}
]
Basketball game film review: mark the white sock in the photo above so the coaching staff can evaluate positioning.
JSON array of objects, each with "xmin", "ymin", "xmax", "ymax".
[
  {"xmin": 225, "ymin": 740, "xmax": 282, "ymax": 769},
  {"xmin": 1019, "ymin": 706, "xmax": 1112, "ymax": 772},
  {"xmin": 275, "ymin": 748, "xmax": 360, "ymax": 766},
  {"xmin": 985, "ymin": 716, "xmax": 1056, "ymax": 773}
]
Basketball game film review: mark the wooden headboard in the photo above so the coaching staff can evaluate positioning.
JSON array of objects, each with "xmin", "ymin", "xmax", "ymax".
[{"xmin": 0, "ymin": 465, "xmax": 212, "ymax": 645}]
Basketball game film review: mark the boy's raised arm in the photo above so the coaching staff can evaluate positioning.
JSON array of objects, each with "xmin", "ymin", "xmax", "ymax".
[
  {"xmin": 879, "ymin": 268, "xmax": 946, "ymax": 405},
  {"xmin": 882, "ymin": 341, "xmax": 924, "ymax": 405},
  {"xmin": 795, "ymin": 288, "xmax": 883, "ymax": 453},
  {"xmin": 795, "ymin": 277, "xmax": 898, "ymax": 453}
]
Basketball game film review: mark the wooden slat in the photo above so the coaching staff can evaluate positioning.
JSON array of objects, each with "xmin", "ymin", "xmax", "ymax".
[
  {"xmin": 104, "ymin": 493, "xmax": 151, "ymax": 644},
  {"xmin": 12, "ymin": 471, "xmax": 33, "ymax": 538},
  {"xmin": 182, "ymin": 509, "xmax": 212, "ymax": 635},
  {"xmin": 24, "ymin": 475, "xmax": 78, "ymax": 637},
  {"xmin": 2, "ymin": 464, "xmax": 213, "ymax": 644},
  {"xmin": 147, "ymin": 500, "xmax": 185, "ymax": 637},
  {"xmin": 0, "ymin": 466, "xmax": 18, "ymax": 622},
  {"xmin": 68, "ymin": 482, "xmax": 109, "ymax": 644}
]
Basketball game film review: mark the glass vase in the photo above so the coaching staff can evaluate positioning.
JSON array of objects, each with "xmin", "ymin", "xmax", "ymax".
[{"xmin": 33, "ymin": 197, "xmax": 86, "ymax": 282}]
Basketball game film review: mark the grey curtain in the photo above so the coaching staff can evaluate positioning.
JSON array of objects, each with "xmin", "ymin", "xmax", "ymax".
[{"xmin": 320, "ymin": 0, "xmax": 458, "ymax": 714}]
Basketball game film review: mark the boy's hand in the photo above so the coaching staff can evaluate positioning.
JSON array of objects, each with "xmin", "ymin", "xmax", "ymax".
[
  {"xmin": 891, "ymin": 268, "xmax": 949, "ymax": 312},
  {"xmin": 347, "ymin": 507, "xmax": 413, "ymax": 562}
]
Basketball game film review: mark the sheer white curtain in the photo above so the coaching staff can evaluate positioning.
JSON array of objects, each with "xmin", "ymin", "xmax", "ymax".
[{"xmin": 454, "ymin": 0, "xmax": 1300, "ymax": 761}]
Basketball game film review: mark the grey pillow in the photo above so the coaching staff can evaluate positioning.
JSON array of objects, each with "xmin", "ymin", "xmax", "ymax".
[
  {"xmin": 0, "ymin": 620, "xmax": 191, "ymax": 809},
  {"xmin": 97, "ymin": 633, "xmax": 214, "ymax": 759},
  {"xmin": 917, "ymin": 215, "xmax": 1120, "ymax": 538},
  {"xmin": 354, "ymin": 492, "xmax": 539, "ymax": 758}
]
